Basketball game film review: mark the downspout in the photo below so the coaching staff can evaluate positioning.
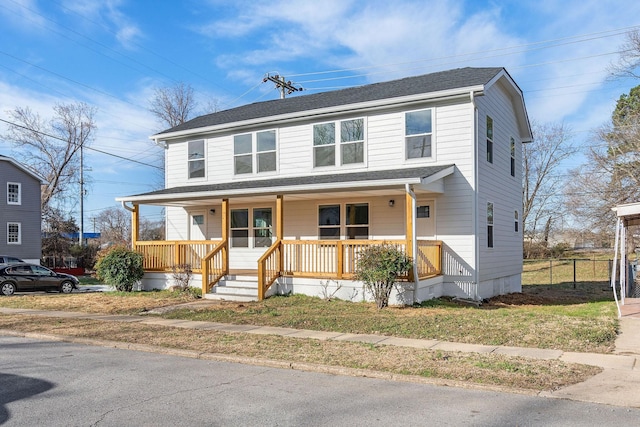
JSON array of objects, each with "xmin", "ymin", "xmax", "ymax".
[
  {"xmin": 470, "ymin": 91, "xmax": 480, "ymax": 301},
  {"xmin": 405, "ymin": 183, "xmax": 419, "ymax": 304}
]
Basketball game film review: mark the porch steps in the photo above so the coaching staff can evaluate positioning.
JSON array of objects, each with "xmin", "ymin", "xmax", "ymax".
[{"xmin": 204, "ymin": 274, "xmax": 259, "ymax": 302}]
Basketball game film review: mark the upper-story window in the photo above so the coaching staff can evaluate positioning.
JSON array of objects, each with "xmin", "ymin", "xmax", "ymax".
[
  {"xmin": 314, "ymin": 119, "xmax": 365, "ymax": 168},
  {"xmin": 510, "ymin": 137, "xmax": 516, "ymax": 176},
  {"xmin": 406, "ymin": 109, "xmax": 433, "ymax": 159},
  {"xmin": 7, "ymin": 182, "xmax": 21, "ymax": 205},
  {"xmin": 188, "ymin": 140, "xmax": 205, "ymax": 179},
  {"xmin": 234, "ymin": 130, "xmax": 277, "ymax": 175},
  {"xmin": 486, "ymin": 116, "xmax": 494, "ymax": 164}
]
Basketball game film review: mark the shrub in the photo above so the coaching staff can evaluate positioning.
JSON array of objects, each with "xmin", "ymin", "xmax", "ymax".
[
  {"xmin": 355, "ymin": 244, "xmax": 413, "ymax": 309},
  {"xmin": 95, "ymin": 247, "xmax": 144, "ymax": 292}
]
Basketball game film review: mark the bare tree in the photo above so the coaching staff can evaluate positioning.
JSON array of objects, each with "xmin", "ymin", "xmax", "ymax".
[
  {"xmin": 2, "ymin": 102, "xmax": 96, "ymax": 218},
  {"xmin": 140, "ymin": 217, "xmax": 165, "ymax": 241},
  {"xmin": 522, "ymin": 121, "xmax": 577, "ymax": 247},
  {"xmin": 95, "ymin": 207, "xmax": 131, "ymax": 245},
  {"xmin": 610, "ymin": 29, "xmax": 640, "ymax": 79},
  {"xmin": 149, "ymin": 82, "xmax": 197, "ymax": 129}
]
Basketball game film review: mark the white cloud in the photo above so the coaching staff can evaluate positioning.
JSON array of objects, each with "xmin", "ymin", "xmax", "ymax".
[{"xmin": 0, "ymin": 0, "xmax": 47, "ymax": 31}]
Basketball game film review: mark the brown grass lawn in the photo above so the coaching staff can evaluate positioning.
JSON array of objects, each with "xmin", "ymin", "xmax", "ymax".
[{"xmin": 0, "ymin": 279, "xmax": 616, "ymax": 391}]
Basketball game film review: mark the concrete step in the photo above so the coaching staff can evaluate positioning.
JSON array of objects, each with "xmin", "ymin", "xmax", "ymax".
[{"xmin": 205, "ymin": 275, "xmax": 259, "ymax": 302}]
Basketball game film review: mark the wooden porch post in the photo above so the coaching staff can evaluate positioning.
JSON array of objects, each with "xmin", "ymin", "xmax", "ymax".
[
  {"xmin": 131, "ymin": 204, "xmax": 139, "ymax": 248},
  {"xmin": 276, "ymin": 195, "xmax": 283, "ymax": 272},
  {"xmin": 405, "ymin": 191, "xmax": 415, "ymax": 282},
  {"xmin": 222, "ymin": 198, "xmax": 229, "ymax": 269}
]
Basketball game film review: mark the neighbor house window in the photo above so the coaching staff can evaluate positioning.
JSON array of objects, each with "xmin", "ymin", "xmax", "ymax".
[
  {"xmin": 230, "ymin": 209, "xmax": 249, "ymax": 248},
  {"xmin": 7, "ymin": 182, "xmax": 21, "ymax": 205},
  {"xmin": 486, "ymin": 116, "xmax": 493, "ymax": 164},
  {"xmin": 318, "ymin": 205, "xmax": 340, "ymax": 239},
  {"xmin": 406, "ymin": 109, "xmax": 432, "ymax": 159},
  {"xmin": 234, "ymin": 134, "xmax": 253, "ymax": 175},
  {"xmin": 7, "ymin": 222, "xmax": 21, "ymax": 244},
  {"xmin": 487, "ymin": 202, "xmax": 494, "ymax": 248},
  {"xmin": 340, "ymin": 119, "xmax": 364, "ymax": 165},
  {"xmin": 514, "ymin": 210, "xmax": 519, "ymax": 233},
  {"xmin": 510, "ymin": 137, "xmax": 516, "ymax": 176},
  {"xmin": 346, "ymin": 203, "xmax": 369, "ymax": 239},
  {"xmin": 188, "ymin": 140, "xmax": 205, "ymax": 179},
  {"xmin": 253, "ymin": 208, "xmax": 273, "ymax": 247}
]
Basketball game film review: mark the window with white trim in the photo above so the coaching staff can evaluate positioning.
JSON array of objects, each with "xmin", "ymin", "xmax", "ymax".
[
  {"xmin": 318, "ymin": 205, "xmax": 340, "ymax": 239},
  {"xmin": 230, "ymin": 209, "xmax": 249, "ymax": 248},
  {"xmin": 314, "ymin": 119, "xmax": 365, "ymax": 167},
  {"xmin": 234, "ymin": 130, "xmax": 277, "ymax": 175},
  {"xmin": 345, "ymin": 203, "xmax": 369, "ymax": 239},
  {"xmin": 510, "ymin": 137, "xmax": 516, "ymax": 176},
  {"xmin": 514, "ymin": 210, "xmax": 519, "ymax": 232},
  {"xmin": 486, "ymin": 116, "xmax": 493, "ymax": 164},
  {"xmin": 487, "ymin": 202, "xmax": 494, "ymax": 248},
  {"xmin": 253, "ymin": 208, "xmax": 273, "ymax": 248},
  {"xmin": 7, "ymin": 182, "xmax": 21, "ymax": 205},
  {"xmin": 188, "ymin": 140, "xmax": 205, "ymax": 179},
  {"xmin": 7, "ymin": 222, "xmax": 21, "ymax": 244},
  {"xmin": 406, "ymin": 109, "xmax": 433, "ymax": 159}
]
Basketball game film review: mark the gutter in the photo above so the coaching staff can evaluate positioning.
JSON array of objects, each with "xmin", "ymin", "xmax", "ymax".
[
  {"xmin": 405, "ymin": 183, "xmax": 419, "ymax": 304},
  {"xmin": 470, "ymin": 91, "xmax": 480, "ymax": 301}
]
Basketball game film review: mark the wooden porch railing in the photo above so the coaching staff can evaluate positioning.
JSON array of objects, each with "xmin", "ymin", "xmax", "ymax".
[
  {"xmin": 136, "ymin": 239, "xmax": 442, "ymax": 300},
  {"xmin": 201, "ymin": 240, "xmax": 228, "ymax": 293},
  {"xmin": 134, "ymin": 240, "xmax": 220, "ymax": 272},
  {"xmin": 257, "ymin": 239, "xmax": 282, "ymax": 300}
]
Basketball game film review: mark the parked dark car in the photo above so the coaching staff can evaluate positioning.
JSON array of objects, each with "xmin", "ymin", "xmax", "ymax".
[
  {"xmin": 0, "ymin": 263, "xmax": 79, "ymax": 296},
  {"xmin": 0, "ymin": 255, "xmax": 24, "ymax": 265}
]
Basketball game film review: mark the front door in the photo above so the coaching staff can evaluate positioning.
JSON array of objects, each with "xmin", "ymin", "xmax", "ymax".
[
  {"xmin": 189, "ymin": 212, "xmax": 206, "ymax": 241},
  {"xmin": 229, "ymin": 207, "xmax": 273, "ymax": 270},
  {"xmin": 416, "ymin": 200, "xmax": 435, "ymax": 238}
]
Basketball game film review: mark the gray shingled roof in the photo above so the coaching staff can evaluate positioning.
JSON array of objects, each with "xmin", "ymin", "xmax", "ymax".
[
  {"xmin": 124, "ymin": 165, "xmax": 454, "ymax": 199},
  {"xmin": 157, "ymin": 67, "xmax": 504, "ymax": 135}
]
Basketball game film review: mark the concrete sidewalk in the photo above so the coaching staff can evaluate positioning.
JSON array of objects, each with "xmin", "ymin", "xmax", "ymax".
[{"xmin": 3, "ymin": 300, "xmax": 640, "ymax": 408}]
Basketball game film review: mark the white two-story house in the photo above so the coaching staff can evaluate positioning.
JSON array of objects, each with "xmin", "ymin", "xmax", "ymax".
[{"xmin": 117, "ymin": 67, "xmax": 532, "ymax": 303}]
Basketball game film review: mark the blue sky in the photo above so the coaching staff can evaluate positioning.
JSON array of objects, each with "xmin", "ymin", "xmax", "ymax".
[{"xmin": 1, "ymin": 0, "xmax": 640, "ymax": 227}]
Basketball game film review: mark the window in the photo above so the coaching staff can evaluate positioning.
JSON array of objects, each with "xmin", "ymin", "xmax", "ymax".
[
  {"xmin": 346, "ymin": 203, "xmax": 369, "ymax": 239},
  {"xmin": 406, "ymin": 109, "xmax": 432, "ymax": 159},
  {"xmin": 314, "ymin": 119, "xmax": 365, "ymax": 167},
  {"xmin": 318, "ymin": 205, "xmax": 340, "ymax": 239},
  {"xmin": 192, "ymin": 215, "xmax": 204, "ymax": 225},
  {"xmin": 234, "ymin": 131, "xmax": 277, "ymax": 175},
  {"xmin": 188, "ymin": 140, "xmax": 205, "ymax": 179},
  {"xmin": 234, "ymin": 134, "xmax": 253, "ymax": 174},
  {"xmin": 340, "ymin": 119, "xmax": 364, "ymax": 165},
  {"xmin": 253, "ymin": 208, "xmax": 273, "ymax": 248},
  {"xmin": 510, "ymin": 137, "xmax": 516, "ymax": 176},
  {"xmin": 7, "ymin": 222, "xmax": 21, "ymax": 244},
  {"xmin": 416, "ymin": 205, "xmax": 430, "ymax": 218},
  {"xmin": 230, "ymin": 209, "xmax": 249, "ymax": 248},
  {"xmin": 257, "ymin": 131, "xmax": 277, "ymax": 173},
  {"xmin": 487, "ymin": 203, "xmax": 494, "ymax": 248},
  {"xmin": 314, "ymin": 123, "xmax": 336, "ymax": 167},
  {"xmin": 486, "ymin": 116, "xmax": 493, "ymax": 163},
  {"xmin": 7, "ymin": 182, "xmax": 21, "ymax": 205},
  {"xmin": 514, "ymin": 210, "xmax": 519, "ymax": 233}
]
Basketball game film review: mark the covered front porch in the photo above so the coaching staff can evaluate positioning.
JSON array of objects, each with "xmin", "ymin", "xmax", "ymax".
[{"xmin": 118, "ymin": 165, "xmax": 454, "ymax": 301}]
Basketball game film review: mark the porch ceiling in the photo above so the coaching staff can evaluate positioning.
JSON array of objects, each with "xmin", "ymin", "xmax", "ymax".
[
  {"xmin": 117, "ymin": 165, "xmax": 455, "ymax": 207},
  {"xmin": 613, "ymin": 202, "xmax": 640, "ymax": 227}
]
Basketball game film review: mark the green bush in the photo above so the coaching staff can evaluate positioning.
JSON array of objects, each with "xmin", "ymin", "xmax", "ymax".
[
  {"xmin": 95, "ymin": 247, "xmax": 144, "ymax": 292},
  {"xmin": 355, "ymin": 244, "xmax": 413, "ymax": 309}
]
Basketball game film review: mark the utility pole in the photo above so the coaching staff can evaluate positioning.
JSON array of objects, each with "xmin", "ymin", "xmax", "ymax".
[
  {"xmin": 262, "ymin": 73, "xmax": 303, "ymax": 99},
  {"xmin": 79, "ymin": 141, "xmax": 84, "ymax": 246}
]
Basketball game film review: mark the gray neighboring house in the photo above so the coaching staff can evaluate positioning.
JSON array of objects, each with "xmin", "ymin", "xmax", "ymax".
[{"xmin": 0, "ymin": 155, "xmax": 42, "ymax": 264}]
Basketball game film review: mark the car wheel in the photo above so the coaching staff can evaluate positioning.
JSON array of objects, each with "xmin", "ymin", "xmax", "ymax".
[
  {"xmin": 60, "ymin": 281, "xmax": 74, "ymax": 294},
  {"xmin": 1, "ymin": 282, "xmax": 16, "ymax": 296}
]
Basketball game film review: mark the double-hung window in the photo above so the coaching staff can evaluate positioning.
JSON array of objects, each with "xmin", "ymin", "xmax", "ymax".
[
  {"xmin": 514, "ymin": 210, "xmax": 519, "ymax": 233},
  {"xmin": 345, "ymin": 203, "xmax": 369, "ymax": 239},
  {"xmin": 318, "ymin": 205, "xmax": 340, "ymax": 239},
  {"xmin": 234, "ymin": 130, "xmax": 277, "ymax": 175},
  {"xmin": 510, "ymin": 137, "xmax": 516, "ymax": 176},
  {"xmin": 7, "ymin": 222, "xmax": 21, "ymax": 244},
  {"xmin": 486, "ymin": 116, "xmax": 494, "ymax": 164},
  {"xmin": 487, "ymin": 202, "xmax": 494, "ymax": 248},
  {"xmin": 318, "ymin": 203, "xmax": 369, "ymax": 239},
  {"xmin": 188, "ymin": 140, "xmax": 205, "ymax": 179},
  {"xmin": 7, "ymin": 182, "xmax": 21, "ymax": 205},
  {"xmin": 230, "ymin": 208, "xmax": 273, "ymax": 248},
  {"xmin": 406, "ymin": 109, "xmax": 433, "ymax": 159},
  {"xmin": 230, "ymin": 209, "xmax": 249, "ymax": 248},
  {"xmin": 314, "ymin": 119, "xmax": 365, "ymax": 167}
]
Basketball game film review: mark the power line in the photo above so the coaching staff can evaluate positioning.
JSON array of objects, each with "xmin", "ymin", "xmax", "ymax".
[{"xmin": 0, "ymin": 117, "xmax": 162, "ymax": 170}]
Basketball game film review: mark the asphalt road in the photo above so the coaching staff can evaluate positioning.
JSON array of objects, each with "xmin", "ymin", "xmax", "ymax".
[{"xmin": 2, "ymin": 336, "xmax": 640, "ymax": 427}]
